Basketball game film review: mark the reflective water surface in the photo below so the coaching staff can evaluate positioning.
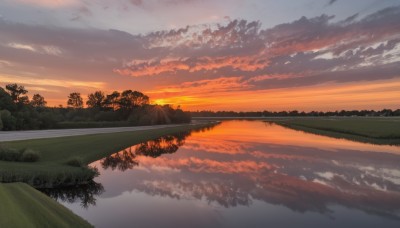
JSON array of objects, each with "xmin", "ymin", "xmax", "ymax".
[{"xmin": 58, "ymin": 121, "xmax": 400, "ymax": 228}]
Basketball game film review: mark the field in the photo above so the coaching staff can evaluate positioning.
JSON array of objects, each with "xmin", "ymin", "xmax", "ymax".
[
  {"xmin": 0, "ymin": 183, "xmax": 92, "ymax": 227},
  {"xmin": 270, "ymin": 117, "xmax": 400, "ymax": 145}
]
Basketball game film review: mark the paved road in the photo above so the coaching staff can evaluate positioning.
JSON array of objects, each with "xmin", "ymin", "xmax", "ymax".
[{"xmin": 0, "ymin": 124, "xmax": 189, "ymax": 142}]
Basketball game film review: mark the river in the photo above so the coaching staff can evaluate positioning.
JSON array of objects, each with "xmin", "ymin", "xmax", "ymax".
[{"xmin": 56, "ymin": 120, "xmax": 400, "ymax": 228}]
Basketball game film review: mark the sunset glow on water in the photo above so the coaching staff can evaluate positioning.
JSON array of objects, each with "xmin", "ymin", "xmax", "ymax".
[{"xmin": 59, "ymin": 121, "xmax": 400, "ymax": 228}]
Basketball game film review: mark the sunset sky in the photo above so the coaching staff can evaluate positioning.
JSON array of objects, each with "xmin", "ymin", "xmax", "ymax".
[{"xmin": 0, "ymin": 0, "xmax": 399, "ymax": 111}]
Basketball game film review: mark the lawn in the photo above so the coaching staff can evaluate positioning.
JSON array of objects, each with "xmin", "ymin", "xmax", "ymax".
[
  {"xmin": 269, "ymin": 117, "xmax": 400, "ymax": 145},
  {"xmin": 0, "ymin": 183, "xmax": 92, "ymax": 227}
]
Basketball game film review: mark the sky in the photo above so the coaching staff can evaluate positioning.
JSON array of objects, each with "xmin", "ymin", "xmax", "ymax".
[{"xmin": 0, "ymin": 0, "xmax": 399, "ymax": 111}]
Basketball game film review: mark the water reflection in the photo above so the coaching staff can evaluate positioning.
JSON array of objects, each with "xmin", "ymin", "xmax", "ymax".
[
  {"xmin": 62, "ymin": 121, "xmax": 400, "ymax": 227},
  {"xmin": 40, "ymin": 181, "xmax": 104, "ymax": 209},
  {"xmin": 101, "ymin": 131, "xmax": 193, "ymax": 171}
]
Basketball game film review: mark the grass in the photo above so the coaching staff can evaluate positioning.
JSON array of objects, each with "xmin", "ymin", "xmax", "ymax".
[
  {"xmin": 269, "ymin": 117, "xmax": 400, "ymax": 145},
  {"xmin": 0, "ymin": 123, "xmax": 214, "ymax": 187},
  {"xmin": 0, "ymin": 183, "xmax": 92, "ymax": 227}
]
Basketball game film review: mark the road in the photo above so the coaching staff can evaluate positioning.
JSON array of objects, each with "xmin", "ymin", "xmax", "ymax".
[{"xmin": 0, "ymin": 124, "xmax": 189, "ymax": 142}]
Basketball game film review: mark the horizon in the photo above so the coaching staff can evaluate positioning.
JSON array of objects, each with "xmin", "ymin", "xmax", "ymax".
[{"xmin": 0, "ymin": 0, "xmax": 399, "ymax": 111}]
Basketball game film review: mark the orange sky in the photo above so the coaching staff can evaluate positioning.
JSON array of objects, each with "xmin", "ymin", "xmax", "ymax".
[{"xmin": 0, "ymin": 1, "xmax": 399, "ymax": 111}]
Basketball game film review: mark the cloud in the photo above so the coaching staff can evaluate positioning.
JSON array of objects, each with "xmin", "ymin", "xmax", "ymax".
[
  {"xmin": 9, "ymin": 0, "xmax": 79, "ymax": 8},
  {"xmin": 0, "ymin": 74, "xmax": 105, "ymax": 90},
  {"xmin": 327, "ymin": 0, "xmax": 338, "ymax": 6},
  {"xmin": 112, "ymin": 6, "xmax": 400, "ymax": 93},
  {"xmin": 128, "ymin": 0, "xmax": 206, "ymax": 8},
  {"xmin": 0, "ymin": 6, "xmax": 399, "ymax": 109}
]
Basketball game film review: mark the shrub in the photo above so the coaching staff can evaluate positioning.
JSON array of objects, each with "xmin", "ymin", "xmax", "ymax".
[
  {"xmin": 66, "ymin": 157, "xmax": 84, "ymax": 167},
  {"xmin": 21, "ymin": 149, "xmax": 41, "ymax": 162},
  {"xmin": 0, "ymin": 147, "xmax": 22, "ymax": 161},
  {"xmin": 0, "ymin": 146, "xmax": 40, "ymax": 162}
]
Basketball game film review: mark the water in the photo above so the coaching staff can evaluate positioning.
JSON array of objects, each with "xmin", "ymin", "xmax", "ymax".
[{"xmin": 56, "ymin": 120, "xmax": 400, "ymax": 228}]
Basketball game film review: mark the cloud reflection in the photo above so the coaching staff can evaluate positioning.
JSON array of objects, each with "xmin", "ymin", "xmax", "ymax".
[{"xmin": 92, "ymin": 121, "xmax": 400, "ymax": 219}]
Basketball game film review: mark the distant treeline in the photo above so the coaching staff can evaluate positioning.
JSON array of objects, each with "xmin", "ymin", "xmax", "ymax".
[
  {"xmin": 0, "ymin": 84, "xmax": 191, "ymax": 131},
  {"xmin": 191, "ymin": 109, "xmax": 400, "ymax": 117}
]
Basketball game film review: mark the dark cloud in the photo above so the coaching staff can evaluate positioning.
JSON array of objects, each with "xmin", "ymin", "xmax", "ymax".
[
  {"xmin": 327, "ymin": 0, "xmax": 338, "ymax": 6},
  {"xmin": 342, "ymin": 13, "xmax": 359, "ymax": 24}
]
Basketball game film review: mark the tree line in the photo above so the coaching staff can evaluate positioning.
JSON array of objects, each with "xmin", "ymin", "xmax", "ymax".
[
  {"xmin": 190, "ymin": 109, "xmax": 400, "ymax": 117},
  {"xmin": 0, "ymin": 83, "xmax": 191, "ymax": 131}
]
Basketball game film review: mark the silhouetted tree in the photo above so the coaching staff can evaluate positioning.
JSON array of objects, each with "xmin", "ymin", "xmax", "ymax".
[
  {"xmin": 40, "ymin": 181, "xmax": 104, "ymax": 209},
  {"xmin": 104, "ymin": 91, "xmax": 120, "ymax": 110},
  {"xmin": 119, "ymin": 90, "xmax": 149, "ymax": 110},
  {"xmin": 135, "ymin": 133, "xmax": 187, "ymax": 158},
  {"xmin": 30, "ymin": 94, "xmax": 47, "ymax": 108},
  {"xmin": 5, "ymin": 83, "xmax": 28, "ymax": 103},
  {"xmin": 101, "ymin": 148, "xmax": 138, "ymax": 171},
  {"xmin": 67, "ymin": 92, "xmax": 83, "ymax": 109},
  {"xmin": 86, "ymin": 91, "xmax": 105, "ymax": 109},
  {"xmin": 0, "ymin": 87, "xmax": 16, "ymax": 111}
]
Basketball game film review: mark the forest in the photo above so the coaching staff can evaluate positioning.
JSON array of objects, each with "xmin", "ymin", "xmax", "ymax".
[{"xmin": 0, "ymin": 84, "xmax": 191, "ymax": 131}]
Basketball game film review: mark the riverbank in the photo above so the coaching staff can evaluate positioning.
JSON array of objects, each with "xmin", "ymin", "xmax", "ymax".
[
  {"xmin": 0, "ymin": 122, "xmax": 216, "ymax": 227},
  {"xmin": 269, "ymin": 117, "xmax": 400, "ymax": 145},
  {"xmin": 0, "ymin": 183, "xmax": 92, "ymax": 227},
  {"xmin": 0, "ymin": 122, "xmax": 216, "ymax": 187}
]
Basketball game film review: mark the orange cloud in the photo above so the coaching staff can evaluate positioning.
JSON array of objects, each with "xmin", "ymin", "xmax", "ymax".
[
  {"xmin": 115, "ymin": 55, "xmax": 268, "ymax": 77},
  {"xmin": 147, "ymin": 78, "xmax": 400, "ymax": 111},
  {"xmin": 138, "ymin": 156, "xmax": 275, "ymax": 174}
]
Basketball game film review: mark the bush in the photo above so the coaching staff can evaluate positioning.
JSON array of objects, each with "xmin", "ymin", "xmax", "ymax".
[
  {"xmin": 66, "ymin": 157, "xmax": 84, "ymax": 167},
  {"xmin": 0, "ymin": 146, "xmax": 40, "ymax": 162},
  {"xmin": 0, "ymin": 147, "xmax": 22, "ymax": 161},
  {"xmin": 21, "ymin": 149, "xmax": 41, "ymax": 162}
]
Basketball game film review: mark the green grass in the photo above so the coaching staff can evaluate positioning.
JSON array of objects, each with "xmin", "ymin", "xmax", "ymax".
[
  {"xmin": 269, "ymin": 117, "xmax": 400, "ymax": 145},
  {"xmin": 0, "ymin": 123, "xmax": 214, "ymax": 187},
  {"xmin": 0, "ymin": 183, "xmax": 92, "ymax": 227}
]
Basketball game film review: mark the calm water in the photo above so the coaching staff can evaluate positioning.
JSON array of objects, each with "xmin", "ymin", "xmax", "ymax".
[{"xmin": 56, "ymin": 120, "xmax": 400, "ymax": 228}]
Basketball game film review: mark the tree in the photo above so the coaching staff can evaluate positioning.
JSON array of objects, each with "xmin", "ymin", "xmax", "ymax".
[
  {"xmin": 104, "ymin": 91, "xmax": 120, "ymax": 110},
  {"xmin": 0, "ymin": 87, "xmax": 16, "ymax": 111},
  {"xmin": 67, "ymin": 92, "xmax": 83, "ymax": 109},
  {"xmin": 0, "ymin": 112, "xmax": 3, "ymax": 130},
  {"xmin": 86, "ymin": 91, "xmax": 105, "ymax": 109},
  {"xmin": 5, "ymin": 83, "xmax": 28, "ymax": 104},
  {"xmin": 0, "ymin": 110, "xmax": 16, "ymax": 130},
  {"xmin": 30, "ymin": 94, "xmax": 47, "ymax": 108},
  {"xmin": 119, "ymin": 90, "xmax": 149, "ymax": 110}
]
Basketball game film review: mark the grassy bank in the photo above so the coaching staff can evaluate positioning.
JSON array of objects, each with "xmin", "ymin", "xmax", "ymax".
[
  {"xmin": 0, "ymin": 123, "xmax": 215, "ymax": 227},
  {"xmin": 269, "ymin": 117, "xmax": 400, "ymax": 145},
  {"xmin": 0, "ymin": 183, "xmax": 92, "ymax": 227},
  {"xmin": 0, "ymin": 122, "xmax": 215, "ymax": 187}
]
